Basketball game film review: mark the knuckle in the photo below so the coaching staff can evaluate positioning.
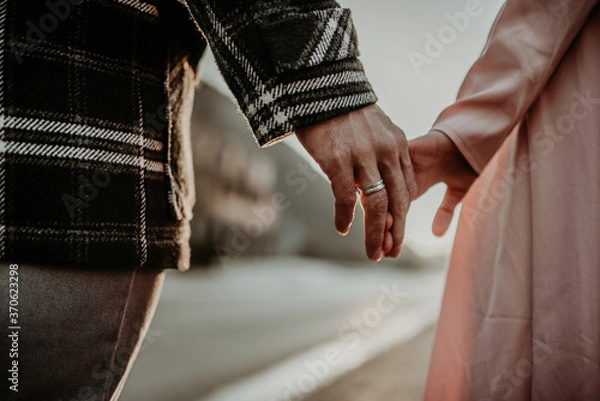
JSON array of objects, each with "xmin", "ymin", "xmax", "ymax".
[
  {"xmin": 395, "ymin": 126, "xmax": 408, "ymax": 140},
  {"xmin": 391, "ymin": 193, "xmax": 409, "ymax": 214},
  {"xmin": 408, "ymin": 181, "xmax": 419, "ymax": 199},
  {"xmin": 439, "ymin": 204, "xmax": 454, "ymax": 214},
  {"xmin": 371, "ymin": 195, "xmax": 389, "ymax": 215},
  {"xmin": 378, "ymin": 155, "xmax": 398, "ymax": 171},
  {"xmin": 399, "ymin": 196, "xmax": 410, "ymax": 212}
]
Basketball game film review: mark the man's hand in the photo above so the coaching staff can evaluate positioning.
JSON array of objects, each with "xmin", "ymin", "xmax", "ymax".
[
  {"xmin": 409, "ymin": 131, "xmax": 478, "ymax": 236},
  {"xmin": 295, "ymin": 104, "xmax": 417, "ymax": 261}
]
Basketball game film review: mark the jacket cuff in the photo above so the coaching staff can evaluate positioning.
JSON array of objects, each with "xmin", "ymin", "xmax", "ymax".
[
  {"xmin": 243, "ymin": 57, "xmax": 377, "ymax": 147},
  {"xmin": 241, "ymin": 7, "xmax": 377, "ymax": 146},
  {"xmin": 430, "ymin": 125, "xmax": 486, "ymax": 174}
]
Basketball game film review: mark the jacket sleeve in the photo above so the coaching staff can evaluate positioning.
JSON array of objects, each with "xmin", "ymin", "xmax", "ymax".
[
  {"xmin": 180, "ymin": 0, "xmax": 377, "ymax": 147},
  {"xmin": 431, "ymin": 0, "xmax": 598, "ymax": 174}
]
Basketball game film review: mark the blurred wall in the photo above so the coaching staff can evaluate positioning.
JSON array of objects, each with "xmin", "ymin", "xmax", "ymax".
[{"xmin": 188, "ymin": 85, "xmax": 420, "ymax": 267}]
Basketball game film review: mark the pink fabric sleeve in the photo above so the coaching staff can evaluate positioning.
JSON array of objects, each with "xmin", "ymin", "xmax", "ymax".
[{"xmin": 432, "ymin": 0, "xmax": 599, "ymax": 174}]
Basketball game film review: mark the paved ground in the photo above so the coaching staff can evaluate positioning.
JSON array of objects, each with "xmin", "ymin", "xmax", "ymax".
[
  {"xmin": 119, "ymin": 257, "xmax": 444, "ymax": 401},
  {"xmin": 303, "ymin": 326, "xmax": 435, "ymax": 401}
]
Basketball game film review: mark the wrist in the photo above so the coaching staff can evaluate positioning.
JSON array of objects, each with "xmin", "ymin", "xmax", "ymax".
[{"xmin": 427, "ymin": 129, "xmax": 478, "ymax": 183}]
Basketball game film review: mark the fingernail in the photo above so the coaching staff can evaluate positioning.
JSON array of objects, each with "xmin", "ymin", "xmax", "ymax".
[
  {"xmin": 373, "ymin": 249, "xmax": 383, "ymax": 262},
  {"xmin": 339, "ymin": 223, "xmax": 352, "ymax": 236}
]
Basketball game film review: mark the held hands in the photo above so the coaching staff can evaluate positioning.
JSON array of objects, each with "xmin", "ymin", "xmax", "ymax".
[
  {"xmin": 295, "ymin": 104, "xmax": 417, "ymax": 261},
  {"xmin": 296, "ymin": 106, "xmax": 476, "ymax": 260},
  {"xmin": 408, "ymin": 131, "xmax": 478, "ymax": 236}
]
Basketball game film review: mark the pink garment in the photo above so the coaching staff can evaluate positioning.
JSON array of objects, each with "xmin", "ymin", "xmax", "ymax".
[{"xmin": 425, "ymin": 1, "xmax": 600, "ymax": 400}]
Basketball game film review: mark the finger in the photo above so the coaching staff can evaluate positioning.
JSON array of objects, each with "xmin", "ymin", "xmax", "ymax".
[
  {"xmin": 432, "ymin": 188, "xmax": 463, "ymax": 237},
  {"xmin": 380, "ymin": 158, "xmax": 410, "ymax": 259},
  {"xmin": 360, "ymin": 189, "xmax": 388, "ymax": 261},
  {"xmin": 356, "ymin": 167, "xmax": 388, "ymax": 261},
  {"xmin": 399, "ymin": 139, "xmax": 418, "ymax": 200},
  {"xmin": 383, "ymin": 212, "xmax": 393, "ymax": 257},
  {"xmin": 385, "ymin": 212, "xmax": 393, "ymax": 231},
  {"xmin": 330, "ymin": 169, "xmax": 357, "ymax": 235},
  {"xmin": 382, "ymin": 231, "xmax": 393, "ymax": 255}
]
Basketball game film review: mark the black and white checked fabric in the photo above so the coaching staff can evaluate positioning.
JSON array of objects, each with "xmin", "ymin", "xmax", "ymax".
[
  {"xmin": 184, "ymin": 0, "xmax": 377, "ymax": 146},
  {"xmin": 0, "ymin": 0, "xmax": 376, "ymax": 270}
]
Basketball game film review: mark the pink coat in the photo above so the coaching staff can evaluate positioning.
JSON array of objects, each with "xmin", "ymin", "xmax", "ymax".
[{"xmin": 425, "ymin": 0, "xmax": 600, "ymax": 400}]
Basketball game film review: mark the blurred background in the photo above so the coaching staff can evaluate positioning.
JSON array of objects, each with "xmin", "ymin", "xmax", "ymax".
[{"xmin": 121, "ymin": 1, "xmax": 505, "ymax": 400}]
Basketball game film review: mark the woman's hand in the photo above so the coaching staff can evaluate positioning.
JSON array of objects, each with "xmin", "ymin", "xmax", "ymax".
[{"xmin": 409, "ymin": 131, "xmax": 478, "ymax": 236}]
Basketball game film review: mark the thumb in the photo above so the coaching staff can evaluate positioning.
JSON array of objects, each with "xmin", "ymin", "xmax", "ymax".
[{"xmin": 432, "ymin": 187, "xmax": 464, "ymax": 236}]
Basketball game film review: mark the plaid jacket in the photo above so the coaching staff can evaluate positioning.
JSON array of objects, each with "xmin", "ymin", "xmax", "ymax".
[{"xmin": 1, "ymin": 0, "xmax": 376, "ymax": 270}]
